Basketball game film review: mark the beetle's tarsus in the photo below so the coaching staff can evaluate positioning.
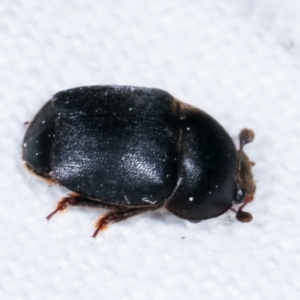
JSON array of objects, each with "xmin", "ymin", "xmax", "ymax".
[
  {"xmin": 46, "ymin": 195, "xmax": 78, "ymax": 221},
  {"xmin": 92, "ymin": 207, "xmax": 160, "ymax": 238},
  {"xmin": 92, "ymin": 212, "xmax": 120, "ymax": 237},
  {"xmin": 46, "ymin": 208, "xmax": 60, "ymax": 221},
  {"xmin": 92, "ymin": 210, "xmax": 138, "ymax": 238}
]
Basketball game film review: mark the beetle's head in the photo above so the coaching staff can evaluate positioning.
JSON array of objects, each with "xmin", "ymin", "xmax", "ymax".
[{"xmin": 234, "ymin": 128, "xmax": 256, "ymax": 223}]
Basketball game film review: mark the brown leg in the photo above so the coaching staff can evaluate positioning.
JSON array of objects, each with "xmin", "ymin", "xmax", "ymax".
[
  {"xmin": 46, "ymin": 193, "xmax": 118, "ymax": 221},
  {"xmin": 92, "ymin": 207, "xmax": 157, "ymax": 238},
  {"xmin": 46, "ymin": 193, "xmax": 163, "ymax": 238}
]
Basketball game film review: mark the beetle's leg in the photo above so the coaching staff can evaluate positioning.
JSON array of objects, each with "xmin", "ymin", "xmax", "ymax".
[
  {"xmin": 92, "ymin": 205, "xmax": 162, "ymax": 238},
  {"xmin": 46, "ymin": 193, "xmax": 116, "ymax": 221},
  {"xmin": 231, "ymin": 193, "xmax": 253, "ymax": 223}
]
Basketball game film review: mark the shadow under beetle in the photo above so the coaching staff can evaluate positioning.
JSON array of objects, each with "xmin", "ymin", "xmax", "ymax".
[{"xmin": 22, "ymin": 85, "xmax": 256, "ymax": 238}]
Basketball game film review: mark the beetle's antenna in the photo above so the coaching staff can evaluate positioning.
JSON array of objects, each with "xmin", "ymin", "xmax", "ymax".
[
  {"xmin": 239, "ymin": 128, "xmax": 255, "ymax": 150},
  {"xmin": 235, "ymin": 128, "xmax": 256, "ymax": 223},
  {"xmin": 233, "ymin": 194, "xmax": 254, "ymax": 223}
]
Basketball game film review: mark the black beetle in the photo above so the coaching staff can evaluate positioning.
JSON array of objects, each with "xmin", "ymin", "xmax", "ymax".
[{"xmin": 22, "ymin": 85, "xmax": 256, "ymax": 237}]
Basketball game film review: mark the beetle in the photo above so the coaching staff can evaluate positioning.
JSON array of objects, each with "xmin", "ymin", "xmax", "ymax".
[{"xmin": 22, "ymin": 85, "xmax": 256, "ymax": 237}]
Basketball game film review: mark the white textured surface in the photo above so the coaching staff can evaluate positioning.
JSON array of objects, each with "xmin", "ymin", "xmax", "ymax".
[{"xmin": 1, "ymin": 1, "xmax": 300, "ymax": 299}]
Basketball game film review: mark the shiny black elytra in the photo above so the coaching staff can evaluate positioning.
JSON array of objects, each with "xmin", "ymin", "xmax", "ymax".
[{"xmin": 22, "ymin": 85, "xmax": 256, "ymax": 237}]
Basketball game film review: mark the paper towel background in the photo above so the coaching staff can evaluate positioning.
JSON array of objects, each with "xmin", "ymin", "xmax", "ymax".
[{"xmin": 1, "ymin": 1, "xmax": 300, "ymax": 299}]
